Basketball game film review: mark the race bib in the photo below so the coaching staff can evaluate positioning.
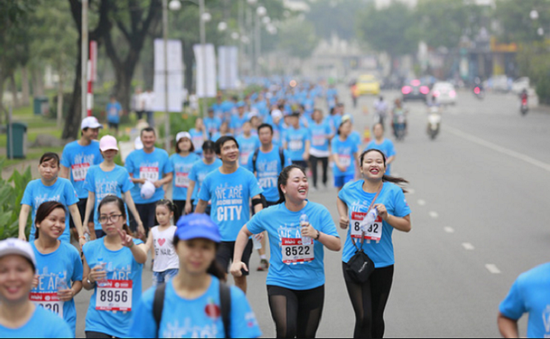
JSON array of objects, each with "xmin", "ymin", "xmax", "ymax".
[
  {"xmin": 281, "ymin": 237, "xmax": 314, "ymax": 264},
  {"xmin": 339, "ymin": 154, "xmax": 351, "ymax": 167},
  {"xmin": 71, "ymin": 163, "xmax": 90, "ymax": 182},
  {"xmin": 240, "ymin": 152, "xmax": 251, "ymax": 165},
  {"xmin": 30, "ymin": 292, "xmax": 64, "ymax": 317},
  {"xmin": 312, "ymin": 135, "xmax": 325, "ymax": 146},
  {"xmin": 140, "ymin": 166, "xmax": 159, "ymax": 182},
  {"xmin": 289, "ymin": 140, "xmax": 303, "ymax": 151},
  {"xmin": 175, "ymin": 172, "xmax": 189, "ymax": 188},
  {"xmin": 362, "ymin": 214, "xmax": 383, "ymax": 241},
  {"xmin": 95, "ymin": 280, "xmax": 133, "ymax": 312},
  {"xmin": 351, "ymin": 211, "xmax": 383, "ymax": 241}
]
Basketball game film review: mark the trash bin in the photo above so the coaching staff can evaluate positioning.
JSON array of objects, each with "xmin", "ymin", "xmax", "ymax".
[
  {"xmin": 33, "ymin": 97, "xmax": 49, "ymax": 115},
  {"xmin": 6, "ymin": 122, "xmax": 27, "ymax": 159}
]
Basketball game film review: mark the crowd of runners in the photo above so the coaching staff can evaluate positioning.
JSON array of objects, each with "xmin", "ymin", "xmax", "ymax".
[{"xmin": 0, "ymin": 79, "xmax": 546, "ymax": 338}]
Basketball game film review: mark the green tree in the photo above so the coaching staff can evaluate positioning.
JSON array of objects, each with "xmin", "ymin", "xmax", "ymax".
[
  {"xmin": 495, "ymin": 0, "xmax": 550, "ymax": 44},
  {"xmin": 306, "ymin": 0, "xmax": 367, "ymax": 41},
  {"xmin": 277, "ymin": 18, "xmax": 318, "ymax": 59}
]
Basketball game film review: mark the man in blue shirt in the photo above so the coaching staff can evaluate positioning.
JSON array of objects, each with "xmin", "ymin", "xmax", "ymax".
[
  {"xmin": 230, "ymin": 102, "xmax": 249, "ymax": 136},
  {"xmin": 60, "ymin": 116, "xmax": 103, "ymax": 241},
  {"xmin": 106, "ymin": 95, "xmax": 122, "ymax": 136},
  {"xmin": 195, "ymin": 136, "xmax": 263, "ymax": 293},
  {"xmin": 283, "ymin": 112, "xmax": 311, "ymax": 169}
]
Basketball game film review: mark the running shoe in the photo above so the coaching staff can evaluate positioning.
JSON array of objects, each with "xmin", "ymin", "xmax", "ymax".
[{"xmin": 257, "ymin": 259, "xmax": 269, "ymax": 271}]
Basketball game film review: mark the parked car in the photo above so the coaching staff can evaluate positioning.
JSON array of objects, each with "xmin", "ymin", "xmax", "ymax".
[
  {"xmin": 355, "ymin": 74, "xmax": 380, "ymax": 96},
  {"xmin": 430, "ymin": 81, "xmax": 457, "ymax": 105},
  {"xmin": 402, "ymin": 79, "xmax": 430, "ymax": 102}
]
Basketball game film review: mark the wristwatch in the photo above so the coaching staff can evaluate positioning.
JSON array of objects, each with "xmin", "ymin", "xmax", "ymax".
[
  {"xmin": 86, "ymin": 276, "xmax": 95, "ymax": 286},
  {"xmin": 315, "ymin": 230, "xmax": 321, "ymax": 240}
]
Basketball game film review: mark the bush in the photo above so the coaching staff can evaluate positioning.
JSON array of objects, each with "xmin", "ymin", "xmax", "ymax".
[{"xmin": 0, "ymin": 160, "xmax": 33, "ymax": 240}]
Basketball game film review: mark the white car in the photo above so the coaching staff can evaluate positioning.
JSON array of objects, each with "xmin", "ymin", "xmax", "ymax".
[
  {"xmin": 511, "ymin": 77, "xmax": 530, "ymax": 94},
  {"xmin": 430, "ymin": 82, "xmax": 457, "ymax": 105}
]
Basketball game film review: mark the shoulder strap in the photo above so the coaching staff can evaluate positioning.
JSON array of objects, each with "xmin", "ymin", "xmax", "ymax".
[
  {"xmin": 351, "ymin": 183, "xmax": 384, "ymax": 251},
  {"xmin": 279, "ymin": 147, "xmax": 285, "ymax": 167},
  {"xmin": 252, "ymin": 148, "xmax": 260, "ymax": 173},
  {"xmin": 153, "ymin": 283, "xmax": 167, "ymax": 336},
  {"xmin": 219, "ymin": 282, "xmax": 232, "ymax": 338}
]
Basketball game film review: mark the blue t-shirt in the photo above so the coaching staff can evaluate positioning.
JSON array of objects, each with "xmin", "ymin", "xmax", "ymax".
[
  {"xmin": 236, "ymin": 134, "xmax": 260, "ymax": 167},
  {"xmin": 30, "ymin": 241, "xmax": 83, "ymax": 334},
  {"xmin": 309, "ymin": 121, "xmax": 332, "ymax": 152},
  {"xmin": 204, "ymin": 117, "xmax": 222, "ymax": 137},
  {"xmin": 230, "ymin": 115, "xmax": 249, "ymax": 136},
  {"xmin": 21, "ymin": 178, "xmax": 79, "ymax": 243},
  {"xmin": 499, "ymin": 262, "xmax": 550, "ymax": 338},
  {"xmin": 170, "ymin": 153, "xmax": 201, "ymax": 200},
  {"xmin": 84, "ymin": 165, "xmax": 134, "ymax": 230},
  {"xmin": 125, "ymin": 148, "xmax": 173, "ymax": 204},
  {"xmin": 246, "ymin": 201, "xmax": 339, "ymax": 290},
  {"xmin": 0, "ymin": 305, "xmax": 73, "ymax": 338},
  {"xmin": 106, "ymin": 102, "xmax": 122, "ymax": 124},
  {"xmin": 189, "ymin": 159, "xmax": 222, "ymax": 203},
  {"xmin": 284, "ymin": 127, "xmax": 311, "ymax": 161},
  {"xmin": 338, "ymin": 180, "xmax": 410, "ymax": 267},
  {"xmin": 199, "ymin": 167, "xmax": 263, "ymax": 241},
  {"xmin": 128, "ymin": 277, "xmax": 262, "ymax": 338},
  {"xmin": 60, "ymin": 140, "xmax": 102, "ymax": 198},
  {"xmin": 246, "ymin": 146, "xmax": 291, "ymax": 203},
  {"xmin": 331, "ymin": 136, "xmax": 358, "ymax": 176},
  {"xmin": 83, "ymin": 238, "xmax": 144, "ymax": 338},
  {"xmin": 189, "ymin": 129, "xmax": 206, "ymax": 155},
  {"xmin": 365, "ymin": 138, "xmax": 396, "ymax": 175}
]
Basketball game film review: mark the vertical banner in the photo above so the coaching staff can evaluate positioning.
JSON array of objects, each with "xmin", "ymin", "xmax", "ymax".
[
  {"xmin": 218, "ymin": 46, "xmax": 239, "ymax": 90},
  {"xmin": 153, "ymin": 39, "xmax": 183, "ymax": 112},
  {"xmin": 194, "ymin": 43, "xmax": 217, "ymax": 98}
]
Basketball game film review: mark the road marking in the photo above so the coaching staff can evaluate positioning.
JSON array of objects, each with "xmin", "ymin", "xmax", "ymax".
[
  {"xmin": 444, "ymin": 227, "xmax": 455, "ymax": 233},
  {"xmin": 417, "ymin": 199, "xmax": 426, "ymax": 206},
  {"xmin": 462, "ymin": 242, "xmax": 475, "ymax": 250},
  {"xmin": 445, "ymin": 125, "xmax": 550, "ymax": 173},
  {"xmin": 485, "ymin": 264, "xmax": 501, "ymax": 274},
  {"xmin": 429, "ymin": 211, "xmax": 439, "ymax": 219}
]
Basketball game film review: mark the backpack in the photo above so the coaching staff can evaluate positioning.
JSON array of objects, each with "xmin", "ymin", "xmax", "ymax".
[
  {"xmin": 153, "ymin": 281, "xmax": 232, "ymax": 338},
  {"xmin": 251, "ymin": 147, "xmax": 285, "ymax": 173}
]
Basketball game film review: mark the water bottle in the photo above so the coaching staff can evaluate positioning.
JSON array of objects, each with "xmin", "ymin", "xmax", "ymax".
[
  {"xmin": 56, "ymin": 273, "xmax": 68, "ymax": 291},
  {"xmin": 361, "ymin": 208, "xmax": 378, "ymax": 233},
  {"xmin": 300, "ymin": 213, "xmax": 312, "ymax": 246},
  {"xmin": 96, "ymin": 258, "xmax": 108, "ymax": 287}
]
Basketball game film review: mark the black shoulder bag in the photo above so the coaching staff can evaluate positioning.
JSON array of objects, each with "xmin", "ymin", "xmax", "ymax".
[{"xmin": 344, "ymin": 183, "xmax": 383, "ymax": 284}]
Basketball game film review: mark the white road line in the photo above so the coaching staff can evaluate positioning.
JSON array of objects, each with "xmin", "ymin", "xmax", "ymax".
[
  {"xmin": 444, "ymin": 227, "xmax": 455, "ymax": 233},
  {"xmin": 445, "ymin": 125, "xmax": 550, "ymax": 173},
  {"xmin": 462, "ymin": 242, "xmax": 475, "ymax": 250},
  {"xmin": 429, "ymin": 211, "xmax": 439, "ymax": 219},
  {"xmin": 417, "ymin": 199, "xmax": 426, "ymax": 206},
  {"xmin": 485, "ymin": 264, "xmax": 501, "ymax": 274}
]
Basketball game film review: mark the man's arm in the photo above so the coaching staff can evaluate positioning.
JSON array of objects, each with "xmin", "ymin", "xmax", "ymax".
[{"xmin": 497, "ymin": 312, "xmax": 519, "ymax": 338}]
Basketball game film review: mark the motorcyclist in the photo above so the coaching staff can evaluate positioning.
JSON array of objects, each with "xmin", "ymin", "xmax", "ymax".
[
  {"xmin": 373, "ymin": 96, "xmax": 388, "ymax": 127},
  {"xmin": 391, "ymin": 98, "xmax": 407, "ymax": 138}
]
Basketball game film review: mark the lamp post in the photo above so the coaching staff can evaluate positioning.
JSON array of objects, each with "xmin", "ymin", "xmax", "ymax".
[
  {"xmin": 199, "ymin": 0, "xmax": 210, "ymax": 118},
  {"xmin": 81, "ymin": 0, "xmax": 88, "ymax": 121},
  {"xmin": 255, "ymin": 6, "xmax": 266, "ymax": 77}
]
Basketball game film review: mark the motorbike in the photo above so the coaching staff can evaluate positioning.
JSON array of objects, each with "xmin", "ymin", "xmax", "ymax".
[
  {"xmin": 473, "ymin": 86, "xmax": 484, "ymax": 100},
  {"xmin": 427, "ymin": 106, "xmax": 441, "ymax": 140},
  {"xmin": 520, "ymin": 97, "xmax": 528, "ymax": 116},
  {"xmin": 393, "ymin": 115, "xmax": 406, "ymax": 141}
]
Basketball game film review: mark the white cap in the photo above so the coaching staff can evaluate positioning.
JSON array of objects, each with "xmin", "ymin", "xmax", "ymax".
[
  {"xmin": 176, "ymin": 131, "xmax": 192, "ymax": 142},
  {"xmin": 134, "ymin": 137, "xmax": 144, "ymax": 150},
  {"xmin": 81, "ymin": 116, "xmax": 103, "ymax": 130},
  {"xmin": 271, "ymin": 109, "xmax": 283, "ymax": 120},
  {"xmin": 0, "ymin": 238, "xmax": 36, "ymax": 270},
  {"xmin": 140, "ymin": 180, "xmax": 156, "ymax": 200}
]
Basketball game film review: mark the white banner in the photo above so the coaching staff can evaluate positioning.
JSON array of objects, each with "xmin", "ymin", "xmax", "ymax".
[
  {"xmin": 194, "ymin": 44, "xmax": 217, "ymax": 98},
  {"xmin": 153, "ymin": 39, "xmax": 183, "ymax": 112},
  {"xmin": 218, "ymin": 46, "xmax": 239, "ymax": 90}
]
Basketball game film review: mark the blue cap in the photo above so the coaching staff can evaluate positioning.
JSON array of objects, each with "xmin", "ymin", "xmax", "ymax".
[
  {"xmin": 237, "ymin": 101, "xmax": 246, "ymax": 108},
  {"xmin": 175, "ymin": 213, "xmax": 221, "ymax": 243}
]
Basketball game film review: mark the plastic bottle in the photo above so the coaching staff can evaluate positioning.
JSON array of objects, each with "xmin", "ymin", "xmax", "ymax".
[
  {"xmin": 96, "ymin": 257, "xmax": 108, "ymax": 287},
  {"xmin": 361, "ymin": 208, "xmax": 379, "ymax": 233},
  {"xmin": 300, "ymin": 213, "xmax": 312, "ymax": 245},
  {"xmin": 56, "ymin": 273, "xmax": 68, "ymax": 291}
]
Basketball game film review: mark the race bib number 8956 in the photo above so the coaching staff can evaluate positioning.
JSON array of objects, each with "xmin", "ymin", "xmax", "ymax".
[{"xmin": 96, "ymin": 280, "xmax": 132, "ymax": 312}]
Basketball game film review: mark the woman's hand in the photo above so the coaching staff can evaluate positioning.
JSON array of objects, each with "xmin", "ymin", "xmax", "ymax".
[
  {"xmin": 253, "ymin": 233, "xmax": 264, "ymax": 242},
  {"xmin": 32, "ymin": 274, "xmax": 39, "ymax": 289},
  {"xmin": 119, "ymin": 229, "xmax": 135, "ymax": 248},
  {"xmin": 373, "ymin": 204, "xmax": 388, "ymax": 221},
  {"xmin": 301, "ymin": 223, "xmax": 317, "ymax": 238},
  {"xmin": 57, "ymin": 288, "xmax": 74, "ymax": 302},
  {"xmin": 339, "ymin": 215, "xmax": 350, "ymax": 229},
  {"xmin": 89, "ymin": 265, "xmax": 106, "ymax": 283},
  {"xmin": 230, "ymin": 262, "xmax": 248, "ymax": 278},
  {"xmin": 184, "ymin": 201, "xmax": 193, "ymax": 215}
]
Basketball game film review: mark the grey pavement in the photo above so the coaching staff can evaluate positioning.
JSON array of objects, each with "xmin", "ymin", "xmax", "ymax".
[{"xmin": 68, "ymin": 86, "xmax": 550, "ymax": 337}]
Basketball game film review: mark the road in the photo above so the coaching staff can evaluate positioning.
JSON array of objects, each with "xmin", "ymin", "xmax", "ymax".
[{"xmin": 73, "ymin": 87, "xmax": 550, "ymax": 337}]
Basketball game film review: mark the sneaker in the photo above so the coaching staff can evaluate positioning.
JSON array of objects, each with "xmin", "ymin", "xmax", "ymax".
[{"xmin": 257, "ymin": 259, "xmax": 269, "ymax": 271}]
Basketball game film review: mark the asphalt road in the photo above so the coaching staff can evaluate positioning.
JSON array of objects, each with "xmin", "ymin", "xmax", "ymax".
[{"xmin": 72, "ymin": 86, "xmax": 550, "ymax": 338}]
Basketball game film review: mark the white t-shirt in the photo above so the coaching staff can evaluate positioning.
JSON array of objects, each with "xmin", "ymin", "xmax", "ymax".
[
  {"xmin": 151, "ymin": 225, "xmax": 179, "ymax": 272},
  {"xmin": 374, "ymin": 100, "xmax": 388, "ymax": 116},
  {"xmin": 142, "ymin": 91, "xmax": 155, "ymax": 111}
]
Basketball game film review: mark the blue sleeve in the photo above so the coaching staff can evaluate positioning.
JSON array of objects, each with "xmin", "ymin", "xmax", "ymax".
[
  {"xmin": 499, "ymin": 278, "xmax": 526, "ymax": 320},
  {"xmin": 246, "ymin": 152, "xmax": 254, "ymax": 172},
  {"xmin": 318, "ymin": 205, "xmax": 339, "ymax": 237},
  {"xmin": 246, "ymin": 210, "xmax": 265, "ymax": 235},
  {"xmin": 64, "ymin": 181, "xmax": 79, "ymax": 206},
  {"xmin": 162, "ymin": 152, "xmax": 173, "ymax": 175},
  {"xmin": 60, "ymin": 146, "xmax": 71, "ymax": 168},
  {"xmin": 116, "ymin": 103, "xmax": 122, "ymax": 111},
  {"xmin": 128, "ymin": 288, "xmax": 157, "ymax": 338},
  {"xmin": 21, "ymin": 182, "xmax": 33, "ymax": 206},
  {"xmin": 71, "ymin": 247, "xmax": 84, "ymax": 281},
  {"xmin": 229, "ymin": 286, "xmax": 262, "ymax": 338},
  {"xmin": 387, "ymin": 140, "xmax": 396, "ymax": 157},
  {"xmin": 125, "ymin": 153, "xmax": 135, "ymax": 175},
  {"xmin": 284, "ymin": 150, "xmax": 292, "ymax": 166},
  {"xmin": 330, "ymin": 138, "xmax": 337, "ymax": 154},
  {"xmin": 121, "ymin": 169, "xmax": 134, "ymax": 193},
  {"xmin": 393, "ymin": 187, "xmax": 411, "ymax": 218},
  {"xmin": 198, "ymin": 175, "xmax": 211, "ymax": 201},
  {"xmin": 189, "ymin": 164, "xmax": 198, "ymax": 182},
  {"xmin": 84, "ymin": 168, "xmax": 94, "ymax": 192},
  {"xmin": 352, "ymin": 141, "xmax": 358, "ymax": 154},
  {"xmin": 338, "ymin": 186, "xmax": 349, "ymax": 205},
  {"xmin": 248, "ymin": 172, "xmax": 263, "ymax": 197}
]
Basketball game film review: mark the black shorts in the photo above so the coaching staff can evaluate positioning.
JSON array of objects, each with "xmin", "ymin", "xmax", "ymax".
[
  {"xmin": 70, "ymin": 198, "xmax": 91, "ymax": 229},
  {"xmin": 216, "ymin": 239, "xmax": 253, "ymax": 276},
  {"xmin": 291, "ymin": 160, "xmax": 308, "ymax": 169},
  {"xmin": 129, "ymin": 202, "xmax": 157, "ymax": 236},
  {"xmin": 108, "ymin": 122, "xmax": 119, "ymax": 129}
]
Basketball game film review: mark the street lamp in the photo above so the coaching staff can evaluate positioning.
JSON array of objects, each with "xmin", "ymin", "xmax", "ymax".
[
  {"xmin": 254, "ymin": 6, "xmax": 266, "ymax": 77},
  {"xmin": 168, "ymin": 0, "xmax": 181, "ymax": 11},
  {"xmin": 218, "ymin": 21, "xmax": 228, "ymax": 32},
  {"xmin": 538, "ymin": 27, "xmax": 544, "ymax": 36},
  {"xmin": 530, "ymin": 9, "xmax": 539, "ymax": 20},
  {"xmin": 231, "ymin": 32, "xmax": 240, "ymax": 40}
]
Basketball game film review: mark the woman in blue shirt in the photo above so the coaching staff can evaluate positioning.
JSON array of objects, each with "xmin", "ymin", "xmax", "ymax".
[
  {"xmin": 331, "ymin": 120, "xmax": 359, "ymax": 192},
  {"xmin": 170, "ymin": 132, "xmax": 201, "ymax": 223},
  {"xmin": 230, "ymin": 165, "xmax": 341, "ymax": 338},
  {"xmin": 337, "ymin": 149, "xmax": 411, "ymax": 339},
  {"xmin": 82, "ymin": 195, "xmax": 147, "ymax": 338},
  {"xmin": 364, "ymin": 123, "xmax": 396, "ymax": 175},
  {"xmin": 31, "ymin": 201, "xmax": 83, "ymax": 335},
  {"xmin": 308, "ymin": 108, "xmax": 333, "ymax": 190},
  {"xmin": 129, "ymin": 213, "xmax": 262, "ymax": 338},
  {"xmin": 18, "ymin": 152, "xmax": 86, "ymax": 248},
  {"xmin": 189, "ymin": 118, "xmax": 208, "ymax": 156}
]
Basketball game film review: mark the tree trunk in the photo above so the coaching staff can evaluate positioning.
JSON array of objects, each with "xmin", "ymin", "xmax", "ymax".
[
  {"xmin": 0, "ymin": 71, "xmax": 5, "ymax": 124},
  {"xmin": 32, "ymin": 68, "xmax": 45, "ymax": 97},
  {"xmin": 57, "ymin": 68, "xmax": 64, "ymax": 128},
  {"xmin": 63, "ymin": 45, "xmax": 82, "ymax": 140},
  {"xmin": 9, "ymin": 73, "xmax": 19, "ymax": 108},
  {"xmin": 21, "ymin": 66, "xmax": 30, "ymax": 106}
]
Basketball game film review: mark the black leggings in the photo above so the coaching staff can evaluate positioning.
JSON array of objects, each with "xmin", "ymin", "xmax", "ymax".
[
  {"xmin": 267, "ymin": 285, "xmax": 325, "ymax": 338},
  {"xmin": 342, "ymin": 263, "xmax": 394, "ymax": 338},
  {"xmin": 309, "ymin": 155, "xmax": 328, "ymax": 188},
  {"xmin": 173, "ymin": 199, "xmax": 193, "ymax": 224}
]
